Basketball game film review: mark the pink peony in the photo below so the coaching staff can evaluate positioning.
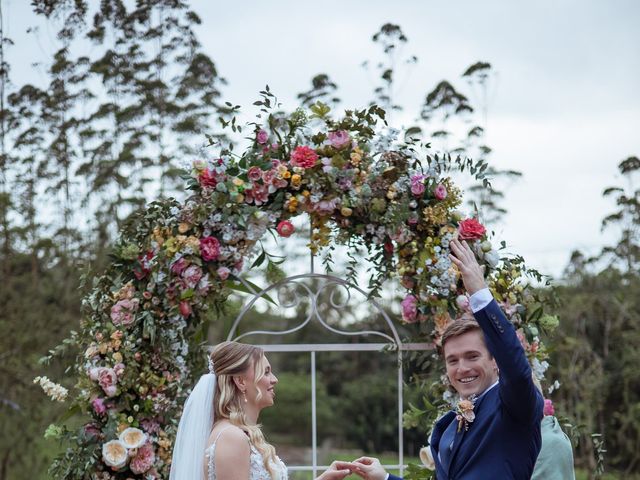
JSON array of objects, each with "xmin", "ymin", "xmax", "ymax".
[
  {"xmin": 129, "ymin": 443, "xmax": 156, "ymax": 475},
  {"xmin": 401, "ymin": 295, "xmax": 418, "ymax": 323},
  {"xmin": 200, "ymin": 236, "xmax": 221, "ymax": 261},
  {"xmin": 110, "ymin": 298, "xmax": 139, "ymax": 328},
  {"xmin": 327, "ymin": 130, "xmax": 351, "ymax": 149},
  {"xmin": 290, "ymin": 146, "xmax": 318, "ymax": 169},
  {"xmin": 256, "ymin": 129, "xmax": 269, "ymax": 145},
  {"xmin": 543, "ymin": 398, "xmax": 555, "ymax": 416},
  {"xmin": 92, "ymin": 397, "xmax": 107, "ymax": 415},
  {"xmin": 247, "ymin": 166, "xmax": 263, "ymax": 182},
  {"xmin": 182, "ymin": 265, "xmax": 203, "ymax": 289},
  {"xmin": 434, "ymin": 184, "xmax": 447, "ymax": 200},
  {"xmin": 217, "ymin": 266, "xmax": 231, "ymax": 281},
  {"xmin": 458, "ymin": 218, "xmax": 486, "ymax": 241},
  {"xmin": 276, "ymin": 220, "xmax": 295, "ymax": 237}
]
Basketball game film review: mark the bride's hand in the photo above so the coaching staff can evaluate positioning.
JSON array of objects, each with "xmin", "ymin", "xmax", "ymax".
[{"xmin": 316, "ymin": 461, "xmax": 356, "ymax": 480}]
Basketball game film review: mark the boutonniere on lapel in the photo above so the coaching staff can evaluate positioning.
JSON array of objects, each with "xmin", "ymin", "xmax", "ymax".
[{"xmin": 456, "ymin": 394, "xmax": 477, "ymax": 432}]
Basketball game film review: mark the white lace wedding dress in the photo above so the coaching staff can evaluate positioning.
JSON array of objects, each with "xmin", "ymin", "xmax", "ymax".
[{"xmin": 205, "ymin": 427, "xmax": 288, "ymax": 480}]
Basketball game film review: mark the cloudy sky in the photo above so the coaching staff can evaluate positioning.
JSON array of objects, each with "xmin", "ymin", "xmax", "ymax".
[{"xmin": 7, "ymin": 0, "xmax": 640, "ymax": 279}]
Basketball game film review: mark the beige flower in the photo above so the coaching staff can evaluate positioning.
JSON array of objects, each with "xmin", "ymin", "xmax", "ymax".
[
  {"xmin": 102, "ymin": 439, "xmax": 128, "ymax": 469},
  {"xmin": 419, "ymin": 445, "xmax": 435, "ymax": 470},
  {"xmin": 119, "ymin": 427, "xmax": 147, "ymax": 449}
]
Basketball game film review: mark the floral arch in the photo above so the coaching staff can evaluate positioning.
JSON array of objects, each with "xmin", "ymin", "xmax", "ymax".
[{"xmin": 38, "ymin": 94, "xmax": 558, "ymax": 479}]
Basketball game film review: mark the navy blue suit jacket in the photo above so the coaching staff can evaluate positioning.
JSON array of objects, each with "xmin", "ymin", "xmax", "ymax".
[{"xmin": 390, "ymin": 299, "xmax": 543, "ymax": 480}]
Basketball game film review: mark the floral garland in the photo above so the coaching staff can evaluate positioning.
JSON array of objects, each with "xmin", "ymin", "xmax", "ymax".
[{"xmin": 38, "ymin": 95, "xmax": 558, "ymax": 479}]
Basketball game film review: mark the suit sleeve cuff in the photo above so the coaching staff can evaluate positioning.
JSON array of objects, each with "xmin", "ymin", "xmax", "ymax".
[{"xmin": 470, "ymin": 287, "xmax": 493, "ymax": 312}]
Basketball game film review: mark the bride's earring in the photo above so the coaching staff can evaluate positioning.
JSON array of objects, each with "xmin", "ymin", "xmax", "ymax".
[{"xmin": 242, "ymin": 390, "xmax": 248, "ymax": 403}]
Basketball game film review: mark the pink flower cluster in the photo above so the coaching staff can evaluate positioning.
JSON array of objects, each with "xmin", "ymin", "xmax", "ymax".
[
  {"xmin": 110, "ymin": 298, "xmax": 139, "ymax": 328},
  {"xmin": 410, "ymin": 174, "xmax": 427, "ymax": 196},
  {"xmin": 401, "ymin": 294, "xmax": 418, "ymax": 323}
]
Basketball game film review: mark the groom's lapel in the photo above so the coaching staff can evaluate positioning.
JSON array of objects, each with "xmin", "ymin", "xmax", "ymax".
[{"xmin": 447, "ymin": 420, "xmax": 467, "ymax": 475}]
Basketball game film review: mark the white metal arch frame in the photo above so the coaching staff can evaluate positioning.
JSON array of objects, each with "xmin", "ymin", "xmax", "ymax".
[{"xmin": 226, "ymin": 272, "xmax": 432, "ymax": 477}]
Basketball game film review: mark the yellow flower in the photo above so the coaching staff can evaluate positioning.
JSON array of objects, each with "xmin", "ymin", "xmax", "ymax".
[
  {"xmin": 282, "ymin": 170, "xmax": 291, "ymax": 179},
  {"xmin": 341, "ymin": 207, "xmax": 353, "ymax": 217},
  {"xmin": 232, "ymin": 178, "xmax": 245, "ymax": 187},
  {"xmin": 112, "ymin": 352, "xmax": 123, "ymax": 363},
  {"xmin": 185, "ymin": 236, "xmax": 200, "ymax": 251},
  {"xmin": 291, "ymin": 174, "xmax": 302, "ymax": 189}
]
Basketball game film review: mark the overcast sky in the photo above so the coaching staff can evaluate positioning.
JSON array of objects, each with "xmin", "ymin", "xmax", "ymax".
[{"xmin": 7, "ymin": 0, "xmax": 640, "ymax": 279}]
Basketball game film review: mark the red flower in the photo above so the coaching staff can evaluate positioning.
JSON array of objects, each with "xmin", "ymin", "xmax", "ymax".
[
  {"xmin": 458, "ymin": 218, "xmax": 486, "ymax": 241},
  {"xmin": 290, "ymin": 146, "xmax": 318, "ymax": 169},
  {"xmin": 179, "ymin": 301, "xmax": 192, "ymax": 317},
  {"xmin": 276, "ymin": 220, "xmax": 295, "ymax": 237},
  {"xmin": 200, "ymin": 236, "xmax": 220, "ymax": 261},
  {"xmin": 198, "ymin": 168, "xmax": 218, "ymax": 188},
  {"xmin": 133, "ymin": 251, "xmax": 154, "ymax": 280}
]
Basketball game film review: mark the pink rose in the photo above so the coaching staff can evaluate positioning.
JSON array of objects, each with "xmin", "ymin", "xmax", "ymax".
[
  {"xmin": 247, "ymin": 166, "xmax": 263, "ymax": 182},
  {"xmin": 179, "ymin": 300, "xmax": 192, "ymax": 318},
  {"xmin": 327, "ymin": 130, "xmax": 351, "ymax": 149},
  {"xmin": 458, "ymin": 218, "xmax": 486, "ymax": 241},
  {"xmin": 401, "ymin": 295, "xmax": 418, "ymax": 323},
  {"xmin": 113, "ymin": 363, "xmax": 125, "ymax": 377},
  {"xmin": 276, "ymin": 220, "xmax": 295, "ymax": 238},
  {"xmin": 97, "ymin": 368, "xmax": 118, "ymax": 397},
  {"xmin": 110, "ymin": 298, "xmax": 139, "ymax": 327},
  {"xmin": 171, "ymin": 257, "xmax": 188, "ymax": 275},
  {"xmin": 543, "ymin": 398, "xmax": 555, "ymax": 416},
  {"xmin": 290, "ymin": 146, "xmax": 318, "ymax": 169},
  {"xmin": 411, "ymin": 182, "xmax": 425, "ymax": 196},
  {"xmin": 130, "ymin": 442, "xmax": 156, "ymax": 475},
  {"xmin": 256, "ymin": 129, "xmax": 268, "ymax": 145},
  {"xmin": 200, "ymin": 236, "xmax": 220, "ymax": 261},
  {"xmin": 434, "ymin": 184, "xmax": 447, "ymax": 200},
  {"xmin": 92, "ymin": 397, "xmax": 107, "ymax": 415},
  {"xmin": 182, "ymin": 265, "xmax": 203, "ymax": 289},
  {"xmin": 217, "ymin": 266, "xmax": 230, "ymax": 281}
]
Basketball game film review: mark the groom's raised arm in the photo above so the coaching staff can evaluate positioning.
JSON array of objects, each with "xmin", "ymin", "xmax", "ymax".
[{"xmin": 450, "ymin": 238, "xmax": 543, "ymax": 425}]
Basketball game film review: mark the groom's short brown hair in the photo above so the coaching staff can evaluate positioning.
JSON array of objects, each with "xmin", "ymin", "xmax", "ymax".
[{"xmin": 441, "ymin": 318, "xmax": 483, "ymax": 351}]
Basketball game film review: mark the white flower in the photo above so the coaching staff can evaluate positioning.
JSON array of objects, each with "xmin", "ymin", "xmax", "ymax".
[
  {"xmin": 102, "ymin": 439, "xmax": 129, "ymax": 469},
  {"xmin": 484, "ymin": 250, "xmax": 500, "ymax": 268},
  {"xmin": 119, "ymin": 427, "xmax": 147, "ymax": 449},
  {"xmin": 419, "ymin": 446, "xmax": 435, "ymax": 470},
  {"xmin": 33, "ymin": 376, "xmax": 68, "ymax": 402}
]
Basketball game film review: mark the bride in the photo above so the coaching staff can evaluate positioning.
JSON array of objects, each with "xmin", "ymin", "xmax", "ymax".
[{"xmin": 169, "ymin": 341, "xmax": 354, "ymax": 480}]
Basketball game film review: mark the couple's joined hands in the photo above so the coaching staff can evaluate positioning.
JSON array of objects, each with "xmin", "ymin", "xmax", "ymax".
[{"xmin": 320, "ymin": 457, "xmax": 386, "ymax": 480}]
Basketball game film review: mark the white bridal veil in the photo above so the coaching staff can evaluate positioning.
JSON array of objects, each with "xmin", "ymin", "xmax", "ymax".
[{"xmin": 169, "ymin": 370, "xmax": 216, "ymax": 480}]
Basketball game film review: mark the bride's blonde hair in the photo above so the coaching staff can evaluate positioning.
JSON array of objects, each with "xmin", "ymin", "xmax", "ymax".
[{"xmin": 210, "ymin": 341, "xmax": 277, "ymax": 476}]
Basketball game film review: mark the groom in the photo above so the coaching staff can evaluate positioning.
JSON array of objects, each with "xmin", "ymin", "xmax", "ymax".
[{"xmin": 349, "ymin": 238, "xmax": 544, "ymax": 479}]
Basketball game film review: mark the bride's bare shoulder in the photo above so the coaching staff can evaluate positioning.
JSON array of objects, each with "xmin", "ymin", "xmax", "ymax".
[{"xmin": 207, "ymin": 422, "xmax": 249, "ymax": 449}]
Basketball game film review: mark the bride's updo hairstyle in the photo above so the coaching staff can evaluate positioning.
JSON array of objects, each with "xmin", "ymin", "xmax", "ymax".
[{"xmin": 210, "ymin": 341, "xmax": 277, "ymax": 475}]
